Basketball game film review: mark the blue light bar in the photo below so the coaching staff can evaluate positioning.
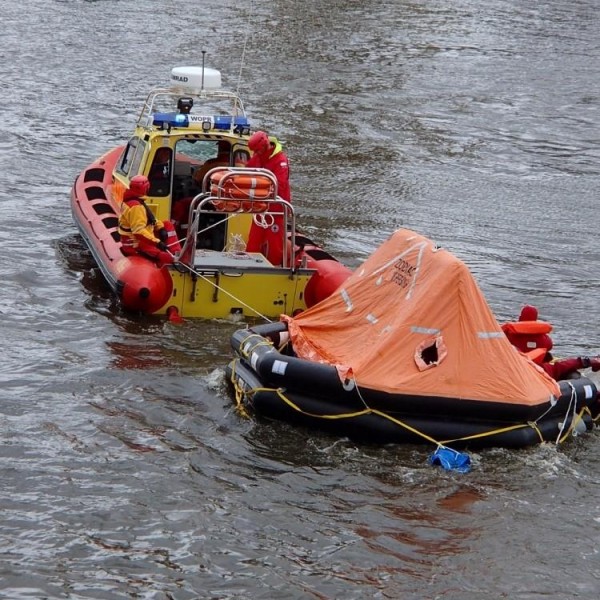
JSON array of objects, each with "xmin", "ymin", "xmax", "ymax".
[
  {"xmin": 152, "ymin": 112, "xmax": 250, "ymax": 131},
  {"xmin": 152, "ymin": 112, "xmax": 188, "ymax": 127},
  {"xmin": 212, "ymin": 115, "xmax": 250, "ymax": 130}
]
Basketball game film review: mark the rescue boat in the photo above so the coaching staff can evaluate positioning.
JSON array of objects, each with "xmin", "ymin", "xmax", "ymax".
[
  {"xmin": 71, "ymin": 65, "xmax": 351, "ymax": 320},
  {"xmin": 227, "ymin": 229, "xmax": 600, "ymax": 449}
]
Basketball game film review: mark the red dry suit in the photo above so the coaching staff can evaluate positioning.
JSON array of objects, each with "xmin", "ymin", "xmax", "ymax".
[
  {"xmin": 540, "ymin": 356, "xmax": 600, "ymax": 381},
  {"xmin": 501, "ymin": 305, "xmax": 554, "ymax": 354},
  {"xmin": 245, "ymin": 139, "xmax": 291, "ymax": 265}
]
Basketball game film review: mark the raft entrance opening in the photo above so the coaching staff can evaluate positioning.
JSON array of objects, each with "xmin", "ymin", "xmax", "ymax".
[{"xmin": 420, "ymin": 342, "xmax": 439, "ymax": 365}]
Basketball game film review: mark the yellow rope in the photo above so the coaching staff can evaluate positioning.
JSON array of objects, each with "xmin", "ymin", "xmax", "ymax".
[
  {"xmin": 556, "ymin": 406, "xmax": 591, "ymax": 444},
  {"xmin": 275, "ymin": 388, "xmax": 372, "ymax": 419},
  {"xmin": 439, "ymin": 420, "xmax": 544, "ymax": 446},
  {"xmin": 229, "ymin": 366, "xmax": 597, "ymax": 447},
  {"xmin": 266, "ymin": 389, "xmax": 447, "ymax": 445},
  {"xmin": 228, "ymin": 359, "xmax": 250, "ymax": 419},
  {"xmin": 238, "ymin": 336, "xmax": 273, "ymax": 360}
]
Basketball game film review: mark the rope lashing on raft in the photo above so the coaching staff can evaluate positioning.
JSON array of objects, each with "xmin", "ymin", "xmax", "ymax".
[
  {"xmin": 228, "ymin": 359, "xmax": 250, "ymax": 419},
  {"xmin": 555, "ymin": 381, "xmax": 591, "ymax": 444},
  {"xmin": 349, "ymin": 374, "xmax": 471, "ymax": 472},
  {"xmin": 229, "ymin": 351, "xmax": 594, "ymax": 472},
  {"xmin": 236, "ymin": 335, "xmax": 284, "ymax": 360},
  {"xmin": 228, "ymin": 354, "xmax": 471, "ymax": 471}
]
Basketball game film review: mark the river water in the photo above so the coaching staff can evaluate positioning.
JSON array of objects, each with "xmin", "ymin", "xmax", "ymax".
[{"xmin": 1, "ymin": 0, "xmax": 599, "ymax": 598}]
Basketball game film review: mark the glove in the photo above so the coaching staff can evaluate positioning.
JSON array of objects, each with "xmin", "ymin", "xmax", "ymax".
[
  {"xmin": 581, "ymin": 357, "xmax": 600, "ymax": 371},
  {"xmin": 157, "ymin": 228, "xmax": 169, "ymax": 242},
  {"xmin": 157, "ymin": 241, "xmax": 168, "ymax": 252}
]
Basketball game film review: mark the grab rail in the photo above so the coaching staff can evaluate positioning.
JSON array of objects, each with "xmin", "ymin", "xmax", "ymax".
[{"xmin": 178, "ymin": 167, "xmax": 296, "ymax": 269}]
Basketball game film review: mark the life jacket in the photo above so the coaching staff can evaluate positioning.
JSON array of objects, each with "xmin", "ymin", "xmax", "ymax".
[
  {"xmin": 525, "ymin": 348, "xmax": 547, "ymax": 365},
  {"xmin": 127, "ymin": 198, "xmax": 156, "ymax": 225},
  {"xmin": 158, "ymin": 220, "xmax": 182, "ymax": 254},
  {"xmin": 118, "ymin": 197, "xmax": 157, "ymax": 255},
  {"xmin": 501, "ymin": 320, "xmax": 554, "ymax": 354}
]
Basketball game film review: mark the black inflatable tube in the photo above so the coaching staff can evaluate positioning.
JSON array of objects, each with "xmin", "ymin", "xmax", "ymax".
[
  {"xmin": 230, "ymin": 326, "xmax": 599, "ymax": 424},
  {"xmin": 227, "ymin": 361, "xmax": 594, "ymax": 449}
]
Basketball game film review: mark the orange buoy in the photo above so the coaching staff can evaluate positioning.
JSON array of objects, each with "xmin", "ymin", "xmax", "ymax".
[
  {"xmin": 210, "ymin": 171, "xmax": 273, "ymax": 201},
  {"xmin": 212, "ymin": 199, "xmax": 269, "ymax": 213}
]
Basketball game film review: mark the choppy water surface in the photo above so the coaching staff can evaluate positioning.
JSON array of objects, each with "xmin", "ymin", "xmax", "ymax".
[{"xmin": 1, "ymin": 0, "xmax": 599, "ymax": 598}]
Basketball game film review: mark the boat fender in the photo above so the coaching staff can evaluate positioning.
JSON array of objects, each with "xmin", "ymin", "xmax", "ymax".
[
  {"xmin": 304, "ymin": 260, "xmax": 352, "ymax": 308},
  {"xmin": 115, "ymin": 256, "xmax": 174, "ymax": 313}
]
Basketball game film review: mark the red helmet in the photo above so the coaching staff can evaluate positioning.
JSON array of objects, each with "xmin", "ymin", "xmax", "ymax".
[
  {"xmin": 248, "ymin": 130, "xmax": 270, "ymax": 155},
  {"xmin": 128, "ymin": 175, "xmax": 150, "ymax": 197}
]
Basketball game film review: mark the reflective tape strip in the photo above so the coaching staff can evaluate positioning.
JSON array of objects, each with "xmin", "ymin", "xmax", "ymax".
[
  {"xmin": 272, "ymin": 359, "xmax": 288, "ymax": 375},
  {"xmin": 411, "ymin": 326, "xmax": 440, "ymax": 335},
  {"xmin": 478, "ymin": 332, "xmax": 505, "ymax": 339},
  {"xmin": 341, "ymin": 289, "xmax": 353, "ymax": 312}
]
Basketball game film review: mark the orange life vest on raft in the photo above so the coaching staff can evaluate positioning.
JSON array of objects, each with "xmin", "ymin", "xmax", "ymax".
[
  {"xmin": 524, "ymin": 347, "xmax": 548, "ymax": 365},
  {"xmin": 501, "ymin": 320, "xmax": 554, "ymax": 354}
]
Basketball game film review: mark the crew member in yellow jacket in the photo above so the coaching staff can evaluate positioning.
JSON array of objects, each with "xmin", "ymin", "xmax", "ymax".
[{"xmin": 118, "ymin": 175, "xmax": 179, "ymax": 264}]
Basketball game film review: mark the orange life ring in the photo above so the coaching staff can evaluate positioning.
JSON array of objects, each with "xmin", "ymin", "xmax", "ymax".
[
  {"xmin": 209, "ymin": 171, "xmax": 273, "ymax": 200},
  {"xmin": 211, "ymin": 199, "xmax": 269, "ymax": 213}
]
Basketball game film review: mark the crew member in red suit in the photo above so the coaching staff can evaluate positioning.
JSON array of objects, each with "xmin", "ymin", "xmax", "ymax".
[
  {"xmin": 244, "ymin": 130, "xmax": 291, "ymax": 265},
  {"xmin": 118, "ymin": 175, "xmax": 178, "ymax": 265},
  {"xmin": 502, "ymin": 304, "xmax": 554, "ymax": 355},
  {"xmin": 541, "ymin": 356, "xmax": 600, "ymax": 380},
  {"xmin": 503, "ymin": 304, "xmax": 600, "ymax": 380}
]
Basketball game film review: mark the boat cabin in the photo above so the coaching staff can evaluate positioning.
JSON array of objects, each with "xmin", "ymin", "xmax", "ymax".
[{"xmin": 110, "ymin": 66, "xmax": 256, "ymax": 249}]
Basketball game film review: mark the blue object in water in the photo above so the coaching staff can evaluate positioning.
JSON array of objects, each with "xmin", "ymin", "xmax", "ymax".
[{"xmin": 429, "ymin": 446, "xmax": 471, "ymax": 473}]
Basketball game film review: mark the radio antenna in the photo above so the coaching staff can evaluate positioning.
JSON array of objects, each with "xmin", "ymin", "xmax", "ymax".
[{"xmin": 236, "ymin": 0, "xmax": 254, "ymax": 94}]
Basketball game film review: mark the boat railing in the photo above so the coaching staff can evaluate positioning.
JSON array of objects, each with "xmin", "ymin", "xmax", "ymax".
[
  {"xmin": 136, "ymin": 88, "xmax": 247, "ymax": 129},
  {"xmin": 179, "ymin": 167, "xmax": 297, "ymax": 268}
]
